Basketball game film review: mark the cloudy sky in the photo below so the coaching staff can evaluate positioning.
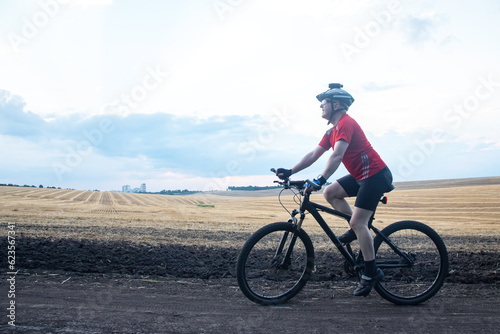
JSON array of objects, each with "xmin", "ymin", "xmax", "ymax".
[{"xmin": 1, "ymin": 0, "xmax": 499, "ymax": 191}]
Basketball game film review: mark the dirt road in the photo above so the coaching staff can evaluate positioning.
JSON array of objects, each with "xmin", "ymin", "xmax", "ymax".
[{"xmin": 2, "ymin": 272, "xmax": 499, "ymax": 334}]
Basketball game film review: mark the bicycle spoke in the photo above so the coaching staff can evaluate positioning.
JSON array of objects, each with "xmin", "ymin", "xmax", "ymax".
[
  {"xmin": 374, "ymin": 221, "xmax": 448, "ymax": 305},
  {"xmin": 237, "ymin": 223, "xmax": 314, "ymax": 305},
  {"xmin": 245, "ymin": 231, "xmax": 307, "ymax": 297}
]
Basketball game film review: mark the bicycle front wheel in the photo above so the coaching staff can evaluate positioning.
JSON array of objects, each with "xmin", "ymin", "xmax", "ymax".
[
  {"xmin": 374, "ymin": 220, "xmax": 449, "ymax": 305},
  {"xmin": 236, "ymin": 222, "xmax": 314, "ymax": 305}
]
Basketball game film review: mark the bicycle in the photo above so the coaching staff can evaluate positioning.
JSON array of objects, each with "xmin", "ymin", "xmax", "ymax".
[{"xmin": 236, "ymin": 169, "xmax": 449, "ymax": 306}]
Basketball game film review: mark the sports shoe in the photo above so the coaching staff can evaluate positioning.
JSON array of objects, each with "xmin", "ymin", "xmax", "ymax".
[
  {"xmin": 338, "ymin": 228, "xmax": 357, "ymax": 243},
  {"xmin": 353, "ymin": 268, "xmax": 384, "ymax": 297}
]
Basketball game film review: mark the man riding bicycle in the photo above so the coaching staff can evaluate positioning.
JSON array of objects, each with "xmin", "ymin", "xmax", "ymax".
[{"xmin": 276, "ymin": 83, "xmax": 393, "ymax": 297}]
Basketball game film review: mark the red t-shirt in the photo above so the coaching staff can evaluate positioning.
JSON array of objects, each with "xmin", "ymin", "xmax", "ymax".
[{"xmin": 319, "ymin": 113, "xmax": 386, "ymax": 180}]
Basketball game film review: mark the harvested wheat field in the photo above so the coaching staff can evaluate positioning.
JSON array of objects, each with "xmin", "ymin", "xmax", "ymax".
[{"xmin": 1, "ymin": 177, "xmax": 500, "ymax": 333}]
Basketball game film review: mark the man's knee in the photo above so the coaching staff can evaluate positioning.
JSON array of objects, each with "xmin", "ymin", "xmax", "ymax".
[
  {"xmin": 323, "ymin": 181, "xmax": 347, "ymax": 201},
  {"xmin": 350, "ymin": 207, "xmax": 374, "ymax": 232}
]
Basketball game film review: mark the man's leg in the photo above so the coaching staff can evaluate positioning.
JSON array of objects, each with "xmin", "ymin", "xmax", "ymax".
[
  {"xmin": 323, "ymin": 181, "xmax": 357, "ymax": 243},
  {"xmin": 350, "ymin": 207, "xmax": 375, "ymax": 261},
  {"xmin": 350, "ymin": 206, "xmax": 384, "ymax": 296},
  {"xmin": 323, "ymin": 181, "xmax": 352, "ymax": 215}
]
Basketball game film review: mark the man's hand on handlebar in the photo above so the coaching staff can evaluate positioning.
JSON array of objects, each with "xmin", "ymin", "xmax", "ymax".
[
  {"xmin": 304, "ymin": 175, "xmax": 327, "ymax": 194},
  {"xmin": 275, "ymin": 168, "xmax": 292, "ymax": 180},
  {"xmin": 304, "ymin": 178, "xmax": 321, "ymax": 194},
  {"xmin": 271, "ymin": 168, "xmax": 328, "ymax": 195}
]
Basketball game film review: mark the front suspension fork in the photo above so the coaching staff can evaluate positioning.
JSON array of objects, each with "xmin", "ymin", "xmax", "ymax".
[{"xmin": 275, "ymin": 210, "xmax": 305, "ymax": 269}]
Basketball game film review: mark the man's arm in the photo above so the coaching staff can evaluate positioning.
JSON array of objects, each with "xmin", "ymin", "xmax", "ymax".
[
  {"xmin": 291, "ymin": 145, "xmax": 328, "ymax": 175},
  {"xmin": 320, "ymin": 139, "xmax": 349, "ymax": 180}
]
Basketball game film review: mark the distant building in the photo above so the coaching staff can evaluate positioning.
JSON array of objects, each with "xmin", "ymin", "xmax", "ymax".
[{"xmin": 122, "ymin": 183, "xmax": 146, "ymax": 193}]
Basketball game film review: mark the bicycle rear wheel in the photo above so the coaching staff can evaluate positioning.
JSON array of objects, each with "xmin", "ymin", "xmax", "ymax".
[
  {"xmin": 374, "ymin": 220, "xmax": 449, "ymax": 305},
  {"xmin": 236, "ymin": 222, "xmax": 314, "ymax": 305}
]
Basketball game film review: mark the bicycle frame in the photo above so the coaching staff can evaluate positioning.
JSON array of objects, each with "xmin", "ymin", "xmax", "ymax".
[{"xmin": 284, "ymin": 190, "xmax": 415, "ymax": 272}]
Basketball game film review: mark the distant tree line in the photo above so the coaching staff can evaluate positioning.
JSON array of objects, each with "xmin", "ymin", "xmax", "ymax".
[
  {"xmin": 0, "ymin": 183, "xmax": 62, "ymax": 189},
  {"xmin": 228, "ymin": 185, "xmax": 281, "ymax": 191},
  {"xmin": 228, "ymin": 182, "xmax": 332, "ymax": 191},
  {"xmin": 155, "ymin": 189, "xmax": 201, "ymax": 195}
]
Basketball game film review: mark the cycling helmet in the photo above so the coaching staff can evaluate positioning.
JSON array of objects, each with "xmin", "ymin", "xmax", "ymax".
[{"xmin": 316, "ymin": 83, "xmax": 354, "ymax": 110}]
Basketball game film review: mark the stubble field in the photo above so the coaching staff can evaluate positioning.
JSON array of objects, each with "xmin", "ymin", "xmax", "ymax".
[{"xmin": 1, "ymin": 177, "xmax": 499, "ymax": 333}]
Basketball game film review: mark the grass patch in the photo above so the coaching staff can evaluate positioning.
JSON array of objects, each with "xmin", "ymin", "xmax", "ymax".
[{"xmin": 197, "ymin": 204, "xmax": 215, "ymax": 208}]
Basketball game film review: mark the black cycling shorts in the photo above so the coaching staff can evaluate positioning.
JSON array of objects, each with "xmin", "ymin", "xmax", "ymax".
[{"xmin": 336, "ymin": 166, "xmax": 393, "ymax": 212}]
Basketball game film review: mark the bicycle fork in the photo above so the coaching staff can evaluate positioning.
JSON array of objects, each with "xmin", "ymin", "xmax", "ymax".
[{"xmin": 273, "ymin": 210, "xmax": 305, "ymax": 269}]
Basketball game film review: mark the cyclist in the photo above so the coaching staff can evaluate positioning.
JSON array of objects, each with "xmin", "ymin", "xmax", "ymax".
[{"xmin": 276, "ymin": 83, "xmax": 393, "ymax": 297}]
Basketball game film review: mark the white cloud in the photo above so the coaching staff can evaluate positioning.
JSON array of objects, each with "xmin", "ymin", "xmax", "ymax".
[{"xmin": 398, "ymin": 12, "xmax": 448, "ymax": 45}]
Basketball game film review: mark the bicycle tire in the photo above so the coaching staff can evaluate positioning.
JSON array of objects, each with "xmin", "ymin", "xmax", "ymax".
[
  {"xmin": 236, "ymin": 222, "xmax": 315, "ymax": 305},
  {"xmin": 373, "ymin": 220, "xmax": 449, "ymax": 305}
]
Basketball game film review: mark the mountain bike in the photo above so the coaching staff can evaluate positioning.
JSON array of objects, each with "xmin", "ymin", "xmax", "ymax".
[{"xmin": 236, "ymin": 170, "xmax": 449, "ymax": 305}]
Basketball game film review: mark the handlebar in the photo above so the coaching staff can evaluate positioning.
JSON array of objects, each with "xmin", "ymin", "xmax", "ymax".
[{"xmin": 270, "ymin": 168, "xmax": 321, "ymax": 191}]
